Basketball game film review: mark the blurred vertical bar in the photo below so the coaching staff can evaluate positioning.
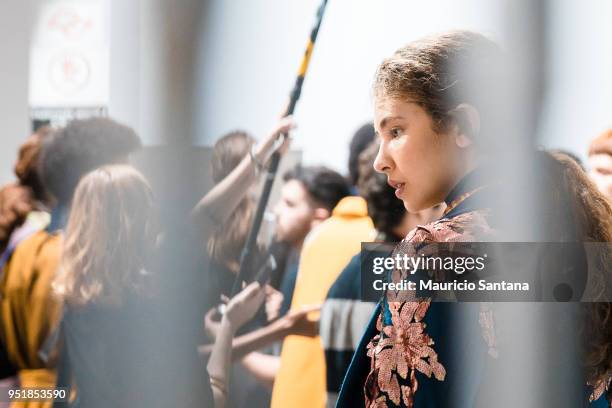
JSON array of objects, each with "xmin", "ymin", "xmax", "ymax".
[
  {"xmin": 130, "ymin": 0, "xmax": 213, "ymax": 406},
  {"xmin": 475, "ymin": 0, "xmax": 582, "ymax": 406},
  {"xmin": 0, "ymin": 0, "xmax": 32, "ymax": 185},
  {"xmin": 482, "ymin": 0, "xmax": 545, "ymax": 406}
]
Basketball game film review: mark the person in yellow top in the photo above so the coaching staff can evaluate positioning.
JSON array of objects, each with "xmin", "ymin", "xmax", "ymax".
[
  {"xmin": 0, "ymin": 118, "xmax": 141, "ymax": 408},
  {"xmin": 271, "ymin": 195, "xmax": 375, "ymax": 408},
  {"xmin": 270, "ymin": 124, "xmax": 377, "ymax": 408},
  {"xmin": 1, "ymin": 231, "xmax": 62, "ymax": 408},
  {"xmin": 0, "ymin": 128, "xmax": 53, "ymax": 408}
]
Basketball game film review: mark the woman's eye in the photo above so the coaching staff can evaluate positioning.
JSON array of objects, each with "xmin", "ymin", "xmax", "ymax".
[
  {"xmin": 598, "ymin": 168, "xmax": 612, "ymax": 176},
  {"xmin": 390, "ymin": 128, "xmax": 402, "ymax": 138}
]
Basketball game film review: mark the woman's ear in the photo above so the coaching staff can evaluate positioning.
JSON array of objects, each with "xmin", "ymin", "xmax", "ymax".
[
  {"xmin": 449, "ymin": 103, "xmax": 480, "ymax": 148},
  {"xmin": 313, "ymin": 207, "xmax": 330, "ymax": 222}
]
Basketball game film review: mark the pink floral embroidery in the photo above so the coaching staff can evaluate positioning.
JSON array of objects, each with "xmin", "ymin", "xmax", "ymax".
[
  {"xmin": 365, "ymin": 300, "xmax": 446, "ymax": 407},
  {"xmin": 589, "ymin": 375, "xmax": 611, "ymax": 404},
  {"xmin": 364, "ymin": 208, "xmax": 495, "ymax": 407}
]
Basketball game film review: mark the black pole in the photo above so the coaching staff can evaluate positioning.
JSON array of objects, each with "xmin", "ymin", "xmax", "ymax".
[{"xmin": 231, "ymin": 0, "xmax": 329, "ymax": 296}]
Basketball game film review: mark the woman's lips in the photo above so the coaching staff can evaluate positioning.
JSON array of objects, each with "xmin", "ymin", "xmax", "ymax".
[
  {"xmin": 388, "ymin": 179, "xmax": 405, "ymax": 198},
  {"xmin": 394, "ymin": 183, "xmax": 405, "ymax": 198}
]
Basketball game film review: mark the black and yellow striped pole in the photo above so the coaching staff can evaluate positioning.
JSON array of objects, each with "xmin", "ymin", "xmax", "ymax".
[
  {"xmin": 285, "ymin": 0, "xmax": 328, "ymax": 116},
  {"xmin": 232, "ymin": 0, "xmax": 329, "ymax": 295}
]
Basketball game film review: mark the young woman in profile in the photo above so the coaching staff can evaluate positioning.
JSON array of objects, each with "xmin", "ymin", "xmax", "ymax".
[
  {"xmin": 53, "ymin": 165, "xmax": 264, "ymax": 408},
  {"xmin": 336, "ymin": 31, "xmax": 611, "ymax": 408}
]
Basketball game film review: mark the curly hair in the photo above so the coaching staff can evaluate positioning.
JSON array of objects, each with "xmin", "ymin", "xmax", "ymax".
[
  {"xmin": 357, "ymin": 141, "xmax": 406, "ymax": 241},
  {"xmin": 39, "ymin": 118, "xmax": 141, "ymax": 205},
  {"xmin": 549, "ymin": 151, "xmax": 612, "ymax": 398},
  {"xmin": 373, "ymin": 30, "xmax": 501, "ymax": 135}
]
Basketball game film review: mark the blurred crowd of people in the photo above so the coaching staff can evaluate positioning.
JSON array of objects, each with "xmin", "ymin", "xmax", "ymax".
[{"xmin": 0, "ymin": 29, "xmax": 611, "ymax": 408}]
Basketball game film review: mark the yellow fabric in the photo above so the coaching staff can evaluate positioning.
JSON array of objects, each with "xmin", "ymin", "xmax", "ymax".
[
  {"xmin": 271, "ymin": 196, "xmax": 374, "ymax": 408},
  {"xmin": 0, "ymin": 231, "xmax": 63, "ymax": 408},
  {"xmin": 9, "ymin": 369, "xmax": 56, "ymax": 408}
]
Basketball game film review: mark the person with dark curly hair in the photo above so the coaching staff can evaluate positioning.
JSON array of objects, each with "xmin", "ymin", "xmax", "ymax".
[
  {"xmin": 347, "ymin": 124, "xmax": 376, "ymax": 189},
  {"xmin": 0, "ymin": 117, "xmax": 141, "ymax": 408},
  {"xmin": 38, "ymin": 118, "xmax": 141, "ymax": 228}
]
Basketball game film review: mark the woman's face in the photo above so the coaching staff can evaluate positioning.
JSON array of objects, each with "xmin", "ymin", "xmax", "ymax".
[{"xmin": 373, "ymin": 96, "xmax": 469, "ymax": 212}]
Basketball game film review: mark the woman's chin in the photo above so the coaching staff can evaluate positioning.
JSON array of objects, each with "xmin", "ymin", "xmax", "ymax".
[
  {"xmin": 402, "ymin": 200, "xmax": 419, "ymax": 213},
  {"xmin": 403, "ymin": 198, "xmax": 431, "ymax": 214}
]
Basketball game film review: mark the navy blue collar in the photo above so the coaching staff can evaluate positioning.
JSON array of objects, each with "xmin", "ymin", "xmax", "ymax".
[
  {"xmin": 442, "ymin": 169, "xmax": 488, "ymax": 219},
  {"xmin": 444, "ymin": 169, "xmax": 484, "ymax": 206}
]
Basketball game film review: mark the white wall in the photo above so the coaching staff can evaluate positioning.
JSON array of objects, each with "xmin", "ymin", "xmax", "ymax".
[
  {"xmin": 193, "ymin": 0, "xmax": 506, "ymax": 174},
  {"xmin": 108, "ymin": 0, "xmax": 141, "ymax": 137},
  {"xmin": 538, "ymin": 0, "xmax": 612, "ymax": 163},
  {"xmin": 109, "ymin": 0, "xmax": 204, "ymax": 145},
  {"xmin": 0, "ymin": 1, "xmax": 32, "ymax": 185}
]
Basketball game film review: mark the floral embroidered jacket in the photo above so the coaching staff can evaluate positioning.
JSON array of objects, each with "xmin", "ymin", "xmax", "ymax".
[
  {"xmin": 336, "ymin": 171, "xmax": 611, "ymax": 407},
  {"xmin": 336, "ymin": 173, "xmax": 496, "ymax": 408}
]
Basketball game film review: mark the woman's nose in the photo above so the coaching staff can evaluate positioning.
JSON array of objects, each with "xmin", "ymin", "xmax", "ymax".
[{"xmin": 373, "ymin": 143, "xmax": 391, "ymax": 173}]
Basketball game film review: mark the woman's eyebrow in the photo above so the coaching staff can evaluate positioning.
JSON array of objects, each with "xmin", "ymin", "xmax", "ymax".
[{"xmin": 379, "ymin": 115, "xmax": 404, "ymax": 130}]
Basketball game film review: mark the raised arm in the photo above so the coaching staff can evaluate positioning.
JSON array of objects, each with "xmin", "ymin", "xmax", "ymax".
[{"xmin": 192, "ymin": 118, "xmax": 295, "ymax": 232}]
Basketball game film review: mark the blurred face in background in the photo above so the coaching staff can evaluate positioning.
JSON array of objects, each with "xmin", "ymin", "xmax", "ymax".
[
  {"xmin": 273, "ymin": 180, "xmax": 326, "ymax": 248},
  {"xmin": 373, "ymin": 97, "xmax": 472, "ymax": 212},
  {"xmin": 588, "ymin": 153, "xmax": 612, "ymax": 200}
]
